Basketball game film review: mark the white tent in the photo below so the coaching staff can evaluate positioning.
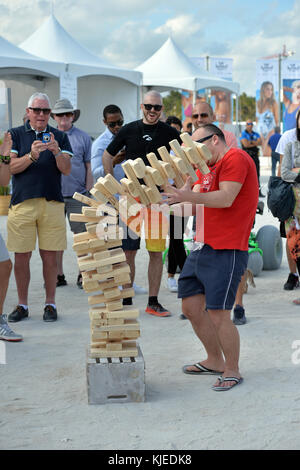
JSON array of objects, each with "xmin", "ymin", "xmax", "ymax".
[
  {"xmin": 0, "ymin": 35, "xmax": 65, "ymax": 128},
  {"xmin": 19, "ymin": 14, "xmax": 142, "ymax": 137},
  {"xmin": 136, "ymin": 37, "xmax": 240, "ymax": 95}
]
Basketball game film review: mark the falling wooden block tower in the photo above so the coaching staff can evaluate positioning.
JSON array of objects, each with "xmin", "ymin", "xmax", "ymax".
[{"xmin": 71, "ymin": 133, "xmax": 211, "ymax": 404}]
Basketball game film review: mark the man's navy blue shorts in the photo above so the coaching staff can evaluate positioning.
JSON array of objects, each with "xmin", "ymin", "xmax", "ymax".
[{"xmin": 178, "ymin": 244, "xmax": 248, "ymax": 310}]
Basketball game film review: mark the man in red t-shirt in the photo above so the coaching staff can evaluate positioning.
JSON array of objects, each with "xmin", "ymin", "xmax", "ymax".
[{"xmin": 163, "ymin": 124, "xmax": 258, "ymax": 391}]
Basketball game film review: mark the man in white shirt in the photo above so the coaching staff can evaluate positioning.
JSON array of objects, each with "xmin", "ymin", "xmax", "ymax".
[{"xmin": 91, "ymin": 105, "xmax": 125, "ymax": 183}]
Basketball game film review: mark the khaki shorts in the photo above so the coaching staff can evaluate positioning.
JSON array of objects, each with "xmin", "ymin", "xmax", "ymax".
[
  {"xmin": 144, "ymin": 207, "xmax": 168, "ymax": 253},
  {"xmin": 7, "ymin": 198, "xmax": 67, "ymax": 253}
]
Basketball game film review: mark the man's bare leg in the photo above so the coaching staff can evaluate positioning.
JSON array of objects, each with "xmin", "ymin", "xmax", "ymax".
[
  {"xmin": 123, "ymin": 250, "xmax": 137, "ymax": 288},
  {"xmin": 148, "ymin": 251, "xmax": 163, "ymax": 297},
  {"xmin": 14, "ymin": 252, "xmax": 32, "ymax": 305},
  {"xmin": 56, "ymin": 250, "xmax": 64, "ymax": 276},
  {"xmin": 209, "ymin": 309, "xmax": 241, "ymax": 388},
  {"xmin": 40, "ymin": 249, "xmax": 57, "ymax": 304},
  {"xmin": 182, "ymin": 294, "xmax": 225, "ymax": 372},
  {"xmin": 0, "ymin": 259, "xmax": 12, "ymax": 315}
]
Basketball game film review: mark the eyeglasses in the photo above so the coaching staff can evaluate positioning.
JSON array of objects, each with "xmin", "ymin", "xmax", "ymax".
[
  {"xmin": 55, "ymin": 112, "xmax": 74, "ymax": 118},
  {"xmin": 192, "ymin": 113, "xmax": 209, "ymax": 119},
  {"xmin": 29, "ymin": 107, "xmax": 51, "ymax": 115},
  {"xmin": 196, "ymin": 134, "xmax": 214, "ymax": 144},
  {"xmin": 107, "ymin": 119, "xmax": 124, "ymax": 128},
  {"xmin": 143, "ymin": 104, "xmax": 163, "ymax": 111}
]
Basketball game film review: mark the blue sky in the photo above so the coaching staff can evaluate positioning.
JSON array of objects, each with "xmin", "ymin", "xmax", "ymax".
[{"xmin": 1, "ymin": 0, "xmax": 299, "ymax": 95}]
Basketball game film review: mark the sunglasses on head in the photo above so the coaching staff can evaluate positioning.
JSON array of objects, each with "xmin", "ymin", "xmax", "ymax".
[
  {"xmin": 29, "ymin": 107, "xmax": 51, "ymax": 115},
  {"xmin": 196, "ymin": 134, "xmax": 215, "ymax": 144},
  {"xmin": 143, "ymin": 104, "xmax": 163, "ymax": 111},
  {"xmin": 55, "ymin": 112, "xmax": 74, "ymax": 118},
  {"xmin": 192, "ymin": 113, "xmax": 209, "ymax": 119},
  {"xmin": 108, "ymin": 119, "xmax": 124, "ymax": 128}
]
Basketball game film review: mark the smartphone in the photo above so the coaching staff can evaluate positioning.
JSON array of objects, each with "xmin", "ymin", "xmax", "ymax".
[{"xmin": 42, "ymin": 132, "xmax": 51, "ymax": 143}]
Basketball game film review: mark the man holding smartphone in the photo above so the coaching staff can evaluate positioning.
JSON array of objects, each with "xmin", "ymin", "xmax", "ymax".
[{"xmin": 6, "ymin": 92, "xmax": 73, "ymax": 323}]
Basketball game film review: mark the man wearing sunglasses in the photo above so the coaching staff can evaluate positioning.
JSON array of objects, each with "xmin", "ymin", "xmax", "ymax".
[
  {"xmin": 6, "ymin": 92, "xmax": 73, "ymax": 323},
  {"xmin": 191, "ymin": 101, "xmax": 238, "ymax": 149},
  {"xmin": 91, "ymin": 104, "xmax": 126, "ymax": 183},
  {"xmin": 102, "ymin": 91, "xmax": 181, "ymax": 317},
  {"xmin": 51, "ymin": 98, "xmax": 93, "ymax": 289},
  {"xmin": 162, "ymin": 124, "xmax": 258, "ymax": 390}
]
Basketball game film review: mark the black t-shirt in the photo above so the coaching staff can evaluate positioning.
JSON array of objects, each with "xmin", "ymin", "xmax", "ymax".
[{"xmin": 106, "ymin": 119, "xmax": 181, "ymax": 166}]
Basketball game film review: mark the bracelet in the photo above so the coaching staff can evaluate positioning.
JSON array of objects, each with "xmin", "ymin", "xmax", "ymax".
[
  {"xmin": 0, "ymin": 155, "xmax": 10, "ymax": 164},
  {"xmin": 54, "ymin": 147, "xmax": 62, "ymax": 158},
  {"xmin": 29, "ymin": 152, "xmax": 37, "ymax": 163}
]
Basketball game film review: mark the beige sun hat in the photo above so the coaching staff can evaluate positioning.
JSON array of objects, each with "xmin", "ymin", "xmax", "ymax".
[{"xmin": 50, "ymin": 98, "xmax": 80, "ymax": 122}]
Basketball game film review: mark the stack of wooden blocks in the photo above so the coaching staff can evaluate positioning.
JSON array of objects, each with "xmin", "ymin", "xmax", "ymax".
[{"xmin": 71, "ymin": 132, "xmax": 211, "ymax": 403}]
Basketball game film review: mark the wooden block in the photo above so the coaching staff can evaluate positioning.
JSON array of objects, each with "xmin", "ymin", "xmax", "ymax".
[
  {"xmin": 69, "ymin": 213, "xmax": 103, "ymax": 223},
  {"xmin": 195, "ymin": 142, "xmax": 212, "ymax": 162},
  {"xmin": 94, "ymin": 180, "xmax": 119, "ymax": 211},
  {"xmin": 73, "ymin": 192, "xmax": 100, "ymax": 208},
  {"xmin": 106, "ymin": 300, "xmax": 123, "ymax": 311},
  {"xmin": 122, "ymin": 160, "xmax": 150, "ymax": 206},
  {"xmin": 169, "ymin": 139, "xmax": 198, "ymax": 181},
  {"xmin": 146, "ymin": 152, "xmax": 169, "ymax": 187},
  {"xmin": 72, "ymin": 241, "xmax": 90, "ymax": 253},
  {"xmin": 145, "ymin": 166, "xmax": 164, "ymax": 186},
  {"xmin": 89, "ymin": 344, "xmax": 138, "ymax": 358},
  {"xmin": 157, "ymin": 146, "xmax": 184, "ymax": 188},
  {"xmin": 131, "ymin": 158, "xmax": 146, "ymax": 179},
  {"xmin": 160, "ymin": 161, "xmax": 175, "ymax": 179},
  {"xmin": 73, "ymin": 231, "xmax": 97, "ymax": 243},
  {"xmin": 143, "ymin": 173, "xmax": 162, "ymax": 203},
  {"xmin": 97, "ymin": 264, "xmax": 113, "ymax": 274},
  {"xmin": 103, "ymin": 286, "xmax": 122, "ymax": 300},
  {"xmin": 183, "ymin": 147, "xmax": 210, "ymax": 175},
  {"xmin": 86, "ymin": 223, "xmax": 98, "ymax": 235},
  {"xmin": 88, "ymin": 288, "xmax": 134, "ymax": 306},
  {"xmin": 170, "ymin": 154, "xmax": 198, "ymax": 183},
  {"xmin": 106, "ymin": 342, "xmax": 123, "ymax": 351},
  {"xmin": 87, "ymin": 262, "xmax": 130, "ymax": 283},
  {"xmin": 120, "ymin": 178, "xmax": 139, "ymax": 198},
  {"xmin": 180, "ymin": 132, "xmax": 210, "ymax": 174},
  {"xmin": 89, "ymin": 187, "xmax": 108, "ymax": 204}
]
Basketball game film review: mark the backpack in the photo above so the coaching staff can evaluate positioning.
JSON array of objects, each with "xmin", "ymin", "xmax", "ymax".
[{"xmin": 267, "ymin": 176, "xmax": 295, "ymax": 222}]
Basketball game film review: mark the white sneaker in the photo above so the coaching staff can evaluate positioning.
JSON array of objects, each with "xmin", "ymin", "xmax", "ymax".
[
  {"xmin": 0, "ymin": 315, "xmax": 23, "ymax": 342},
  {"xmin": 133, "ymin": 282, "xmax": 147, "ymax": 294},
  {"xmin": 167, "ymin": 277, "xmax": 178, "ymax": 293}
]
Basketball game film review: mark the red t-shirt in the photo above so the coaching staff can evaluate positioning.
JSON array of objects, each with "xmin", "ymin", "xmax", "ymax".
[{"xmin": 194, "ymin": 148, "xmax": 258, "ymax": 250}]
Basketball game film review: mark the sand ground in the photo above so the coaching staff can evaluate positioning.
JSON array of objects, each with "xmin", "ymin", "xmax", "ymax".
[{"xmin": 1, "ymin": 164, "xmax": 300, "ymax": 451}]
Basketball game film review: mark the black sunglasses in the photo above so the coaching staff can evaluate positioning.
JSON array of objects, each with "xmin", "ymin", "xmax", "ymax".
[
  {"xmin": 246, "ymin": 122, "xmax": 253, "ymax": 125},
  {"xmin": 196, "ymin": 134, "xmax": 214, "ymax": 144},
  {"xmin": 192, "ymin": 113, "xmax": 209, "ymax": 119},
  {"xmin": 143, "ymin": 104, "xmax": 163, "ymax": 111},
  {"xmin": 29, "ymin": 107, "xmax": 51, "ymax": 115},
  {"xmin": 108, "ymin": 119, "xmax": 124, "ymax": 128},
  {"xmin": 55, "ymin": 112, "xmax": 74, "ymax": 118}
]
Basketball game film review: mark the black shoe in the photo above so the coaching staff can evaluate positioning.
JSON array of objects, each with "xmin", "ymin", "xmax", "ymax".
[
  {"xmin": 76, "ymin": 274, "xmax": 83, "ymax": 289},
  {"xmin": 57, "ymin": 274, "xmax": 67, "ymax": 287},
  {"xmin": 43, "ymin": 305, "xmax": 57, "ymax": 322},
  {"xmin": 233, "ymin": 305, "xmax": 247, "ymax": 325},
  {"xmin": 179, "ymin": 313, "xmax": 188, "ymax": 320},
  {"xmin": 284, "ymin": 273, "xmax": 299, "ymax": 290},
  {"xmin": 8, "ymin": 305, "xmax": 29, "ymax": 323},
  {"xmin": 122, "ymin": 297, "xmax": 133, "ymax": 306}
]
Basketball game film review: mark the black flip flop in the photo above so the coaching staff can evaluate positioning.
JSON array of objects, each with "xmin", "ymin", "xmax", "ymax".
[
  {"xmin": 212, "ymin": 376, "xmax": 244, "ymax": 391},
  {"xmin": 183, "ymin": 362, "xmax": 222, "ymax": 375}
]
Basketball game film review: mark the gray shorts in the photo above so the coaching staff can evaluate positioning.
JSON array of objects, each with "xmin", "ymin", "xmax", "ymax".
[
  {"xmin": 0, "ymin": 234, "xmax": 10, "ymax": 262},
  {"xmin": 64, "ymin": 195, "xmax": 87, "ymax": 234}
]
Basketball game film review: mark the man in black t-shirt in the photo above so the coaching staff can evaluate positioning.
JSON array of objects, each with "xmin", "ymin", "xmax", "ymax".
[{"xmin": 102, "ymin": 91, "xmax": 180, "ymax": 317}]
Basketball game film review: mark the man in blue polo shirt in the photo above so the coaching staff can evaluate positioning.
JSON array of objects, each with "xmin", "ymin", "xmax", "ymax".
[
  {"xmin": 267, "ymin": 126, "xmax": 281, "ymax": 176},
  {"xmin": 7, "ymin": 92, "xmax": 73, "ymax": 323},
  {"xmin": 240, "ymin": 120, "xmax": 263, "ymax": 197}
]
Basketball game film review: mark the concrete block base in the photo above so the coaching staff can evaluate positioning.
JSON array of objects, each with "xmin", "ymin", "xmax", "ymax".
[{"xmin": 86, "ymin": 344, "xmax": 145, "ymax": 404}]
